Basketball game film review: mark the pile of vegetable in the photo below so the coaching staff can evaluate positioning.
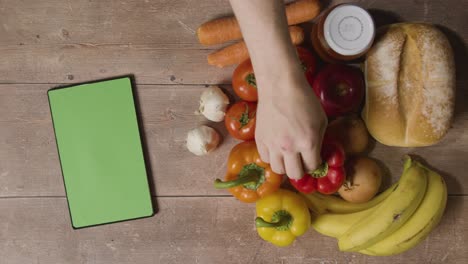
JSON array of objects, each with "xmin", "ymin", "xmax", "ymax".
[
  {"xmin": 185, "ymin": 0, "xmax": 448, "ymax": 254},
  {"xmin": 187, "ymin": 0, "xmax": 382, "ymax": 247}
]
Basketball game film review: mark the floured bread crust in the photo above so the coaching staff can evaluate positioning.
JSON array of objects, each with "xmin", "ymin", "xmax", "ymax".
[{"xmin": 362, "ymin": 23, "xmax": 455, "ymax": 147}]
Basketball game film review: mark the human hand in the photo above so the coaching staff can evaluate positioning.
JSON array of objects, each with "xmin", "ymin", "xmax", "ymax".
[
  {"xmin": 255, "ymin": 67, "xmax": 327, "ymax": 179},
  {"xmin": 228, "ymin": 0, "xmax": 326, "ymax": 180}
]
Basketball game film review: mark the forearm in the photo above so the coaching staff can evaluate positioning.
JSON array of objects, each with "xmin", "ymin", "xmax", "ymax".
[{"xmin": 229, "ymin": 0, "xmax": 304, "ymax": 98}]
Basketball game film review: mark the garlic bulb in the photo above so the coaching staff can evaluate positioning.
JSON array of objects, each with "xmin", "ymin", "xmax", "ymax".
[
  {"xmin": 199, "ymin": 86, "xmax": 229, "ymax": 122},
  {"xmin": 186, "ymin": 125, "xmax": 221, "ymax": 156}
]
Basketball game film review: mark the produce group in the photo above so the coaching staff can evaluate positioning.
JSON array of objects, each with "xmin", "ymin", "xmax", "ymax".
[
  {"xmin": 305, "ymin": 157, "xmax": 447, "ymax": 256},
  {"xmin": 187, "ymin": 0, "xmax": 454, "ymax": 256}
]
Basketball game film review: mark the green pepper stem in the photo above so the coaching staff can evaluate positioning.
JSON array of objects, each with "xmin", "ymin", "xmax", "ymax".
[
  {"xmin": 255, "ymin": 211, "xmax": 292, "ymax": 230},
  {"xmin": 310, "ymin": 162, "xmax": 329, "ymax": 178},
  {"xmin": 214, "ymin": 174, "xmax": 259, "ymax": 189}
]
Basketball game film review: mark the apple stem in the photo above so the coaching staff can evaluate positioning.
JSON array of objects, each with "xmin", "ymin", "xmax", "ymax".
[{"xmin": 336, "ymin": 83, "xmax": 349, "ymax": 96}]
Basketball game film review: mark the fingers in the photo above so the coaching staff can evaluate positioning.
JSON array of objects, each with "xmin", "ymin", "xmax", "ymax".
[
  {"xmin": 257, "ymin": 141, "xmax": 270, "ymax": 163},
  {"xmin": 266, "ymin": 146, "xmax": 322, "ymax": 178},
  {"xmin": 300, "ymin": 148, "xmax": 322, "ymax": 173},
  {"xmin": 260, "ymin": 136, "xmax": 324, "ymax": 179},
  {"xmin": 283, "ymin": 153, "xmax": 304, "ymax": 179},
  {"xmin": 269, "ymin": 152, "xmax": 285, "ymax": 175}
]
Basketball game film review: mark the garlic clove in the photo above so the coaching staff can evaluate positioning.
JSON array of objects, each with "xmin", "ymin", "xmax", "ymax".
[
  {"xmin": 199, "ymin": 86, "xmax": 229, "ymax": 122},
  {"xmin": 186, "ymin": 125, "xmax": 221, "ymax": 156}
]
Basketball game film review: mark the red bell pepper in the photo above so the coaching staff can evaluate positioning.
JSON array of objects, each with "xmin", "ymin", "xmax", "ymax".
[{"xmin": 290, "ymin": 138, "xmax": 346, "ymax": 195}]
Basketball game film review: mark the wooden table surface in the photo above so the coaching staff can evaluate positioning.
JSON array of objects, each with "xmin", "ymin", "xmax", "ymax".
[{"xmin": 1, "ymin": 0, "xmax": 467, "ymax": 263}]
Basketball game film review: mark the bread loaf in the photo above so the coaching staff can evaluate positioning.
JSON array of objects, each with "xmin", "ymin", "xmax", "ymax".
[{"xmin": 362, "ymin": 23, "xmax": 455, "ymax": 147}]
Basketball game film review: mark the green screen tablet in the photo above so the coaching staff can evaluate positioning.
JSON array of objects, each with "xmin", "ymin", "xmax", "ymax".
[{"xmin": 48, "ymin": 77, "xmax": 153, "ymax": 229}]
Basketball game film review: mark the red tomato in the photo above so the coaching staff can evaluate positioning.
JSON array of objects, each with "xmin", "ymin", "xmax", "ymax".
[
  {"xmin": 225, "ymin": 101, "xmax": 257, "ymax": 141},
  {"xmin": 296, "ymin": 46, "xmax": 317, "ymax": 86},
  {"xmin": 232, "ymin": 60, "xmax": 258, "ymax": 102}
]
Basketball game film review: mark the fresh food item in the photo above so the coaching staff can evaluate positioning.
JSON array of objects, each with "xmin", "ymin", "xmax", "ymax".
[
  {"xmin": 197, "ymin": 0, "xmax": 321, "ymax": 46},
  {"xmin": 232, "ymin": 59, "xmax": 258, "ymax": 102},
  {"xmin": 214, "ymin": 141, "xmax": 282, "ymax": 203},
  {"xmin": 338, "ymin": 157, "xmax": 383, "ymax": 203},
  {"xmin": 301, "ymin": 182, "xmax": 397, "ymax": 214},
  {"xmin": 312, "ymin": 204, "xmax": 377, "ymax": 238},
  {"xmin": 284, "ymin": 0, "xmax": 321, "ymax": 25},
  {"xmin": 255, "ymin": 189, "xmax": 310, "ymax": 247},
  {"xmin": 186, "ymin": 125, "xmax": 221, "ymax": 156},
  {"xmin": 289, "ymin": 138, "xmax": 346, "ymax": 194},
  {"xmin": 232, "ymin": 47, "xmax": 317, "ymax": 102},
  {"xmin": 360, "ymin": 167, "xmax": 447, "ymax": 256},
  {"xmin": 208, "ymin": 26, "xmax": 304, "ymax": 68},
  {"xmin": 312, "ymin": 64, "xmax": 365, "ymax": 118},
  {"xmin": 198, "ymin": 86, "xmax": 230, "ymax": 122},
  {"xmin": 338, "ymin": 157, "xmax": 428, "ymax": 251},
  {"xmin": 362, "ymin": 23, "xmax": 455, "ymax": 147},
  {"xmin": 326, "ymin": 115, "xmax": 369, "ymax": 154},
  {"xmin": 225, "ymin": 101, "xmax": 257, "ymax": 141},
  {"xmin": 311, "ymin": 4, "xmax": 375, "ymax": 63},
  {"xmin": 306, "ymin": 158, "xmax": 447, "ymax": 256}
]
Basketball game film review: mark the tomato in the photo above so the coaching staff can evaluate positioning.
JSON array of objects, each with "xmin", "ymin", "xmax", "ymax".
[
  {"xmin": 296, "ymin": 46, "xmax": 317, "ymax": 86},
  {"xmin": 232, "ymin": 60, "xmax": 258, "ymax": 102},
  {"xmin": 225, "ymin": 101, "xmax": 257, "ymax": 141}
]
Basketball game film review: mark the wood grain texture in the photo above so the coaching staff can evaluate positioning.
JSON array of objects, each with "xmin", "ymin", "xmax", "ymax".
[
  {"xmin": 0, "ymin": 196, "xmax": 466, "ymax": 264},
  {"xmin": 0, "ymin": 0, "xmax": 466, "ymax": 84},
  {"xmin": 0, "ymin": 44, "xmax": 234, "ymax": 85},
  {"xmin": 0, "ymin": 0, "xmax": 232, "ymax": 45},
  {"xmin": 0, "ymin": 83, "xmax": 467, "ymax": 197},
  {"xmin": 0, "ymin": 0, "xmax": 465, "ymax": 46},
  {"xmin": 0, "ymin": 0, "xmax": 467, "ymax": 263}
]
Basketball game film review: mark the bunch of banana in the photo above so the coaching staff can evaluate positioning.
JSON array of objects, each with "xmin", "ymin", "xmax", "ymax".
[{"xmin": 301, "ymin": 157, "xmax": 447, "ymax": 256}]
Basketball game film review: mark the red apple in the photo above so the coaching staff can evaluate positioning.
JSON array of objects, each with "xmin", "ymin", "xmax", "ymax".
[{"xmin": 312, "ymin": 64, "xmax": 365, "ymax": 118}]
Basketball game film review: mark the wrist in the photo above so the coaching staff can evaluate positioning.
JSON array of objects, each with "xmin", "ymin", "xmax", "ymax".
[{"xmin": 256, "ymin": 62, "xmax": 308, "ymax": 99}]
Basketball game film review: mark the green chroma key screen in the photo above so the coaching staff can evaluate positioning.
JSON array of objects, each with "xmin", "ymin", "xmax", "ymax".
[{"xmin": 48, "ymin": 77, "xmax": 154, "ymax": 228}]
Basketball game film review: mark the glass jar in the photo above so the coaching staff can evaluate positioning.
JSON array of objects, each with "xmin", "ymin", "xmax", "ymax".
[{"xmin": 311, "ymin": 4, "xmax": 375, "ymax": 63}]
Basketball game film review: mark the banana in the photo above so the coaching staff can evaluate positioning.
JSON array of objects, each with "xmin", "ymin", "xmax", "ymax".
[
  {"xmin": 302, "ymin": 193, "xmax": 328, "ymax": 215},
  {"xmin": 311, "ymin": 206, "xmax": 377, "ymax": 237},
  {"xmin": 310, "ymin": 179, "xmax": 411, "ymax": 238},
  {"xmin": 301, "ymin": 182, "xmax": 397, "ymax": 214},
  {"xmin": 360, "ymin": 168, "xmax": 447, "ymax": 256},
  {"xmin": 338, "ymin": 158, "xmax": 428, "ymax": 252}
]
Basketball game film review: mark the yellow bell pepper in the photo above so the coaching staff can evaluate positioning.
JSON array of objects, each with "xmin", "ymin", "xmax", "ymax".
[{"xmin": 255, "ymin": 189, "xmax": 311, "ymax": 247}]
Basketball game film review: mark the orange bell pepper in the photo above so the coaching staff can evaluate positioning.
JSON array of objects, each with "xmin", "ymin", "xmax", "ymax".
[{"xmin": 214, "ymin": 141, "xmax": 283, "ymax": 203}]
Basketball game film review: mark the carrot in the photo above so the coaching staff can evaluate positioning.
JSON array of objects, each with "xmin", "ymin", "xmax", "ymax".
[
  {"xmin": 285, "ymin": 0, "xmax": 321, "ymax": 25},
  {"xmin": 207, "ymin": 26, "xmax": 305, "ymax": 68},
  {"xmin": 197, "ymin": 0, "xmax": 321, "ymax": 46},
  {"xmin": 197, "ymin": 17, "xmax": 241, "ymax": 46}
]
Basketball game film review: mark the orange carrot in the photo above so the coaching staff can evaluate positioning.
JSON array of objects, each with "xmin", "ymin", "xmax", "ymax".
[
  {"xmin": 197, "ymin": 0, "xmax": 321, "ymax": 46},
  {"xmin": 285, "ymin": 0, "xmax": 321, "ymax": 25},
  {"xmin": 197, "ymin": 17, "xmax": 241, "ymax": 46},
  {"xmin": 207, "ymin": 26, "xmax": 305, "ymax": 68}
]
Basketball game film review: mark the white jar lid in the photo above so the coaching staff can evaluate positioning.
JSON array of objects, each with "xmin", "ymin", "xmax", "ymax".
[{"xmin": 324, "ymin": 4, "xmax": 375, "ymax": 56}]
